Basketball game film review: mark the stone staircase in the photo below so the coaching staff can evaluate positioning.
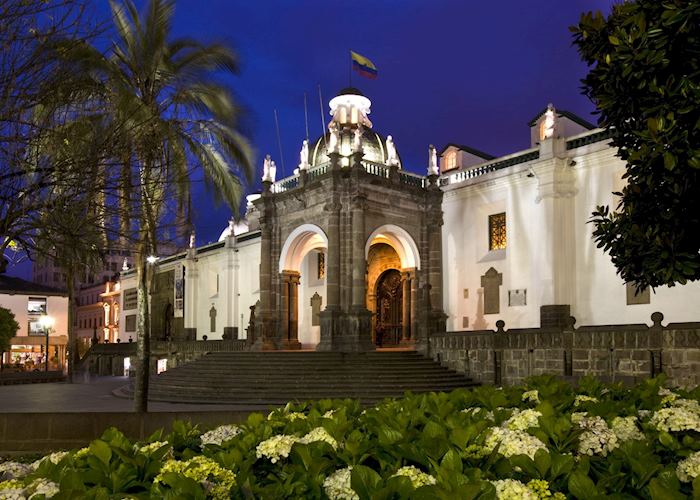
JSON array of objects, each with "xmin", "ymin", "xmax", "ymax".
[{"xmin": 141, "ymin": 351, "xmax": 478, "ymax": 405}]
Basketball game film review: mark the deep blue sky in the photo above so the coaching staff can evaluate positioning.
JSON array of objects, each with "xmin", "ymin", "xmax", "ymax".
[{"xmin": 7, "ymin": 0, "xmax": 616, "ymax": 278}]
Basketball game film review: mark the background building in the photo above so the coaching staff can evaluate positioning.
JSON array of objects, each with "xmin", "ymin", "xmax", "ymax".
[{"xmin": 0, "ymin": 275, "xmax": 68, "ymax": 371}]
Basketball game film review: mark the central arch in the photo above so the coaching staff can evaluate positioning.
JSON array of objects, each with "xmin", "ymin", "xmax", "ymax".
[
  {"xmin": 278, "ymin": 224, "xmax": 328, "ymax": 349},
  {"xmin": 365, "ymin": 224, "xmax": 421, "ymax": 347}
]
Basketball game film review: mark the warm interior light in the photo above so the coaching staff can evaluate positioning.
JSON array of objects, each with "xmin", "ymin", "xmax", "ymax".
[{"xmin": 39, "ymin": 315, "xmax": 55, "ymax": 330}]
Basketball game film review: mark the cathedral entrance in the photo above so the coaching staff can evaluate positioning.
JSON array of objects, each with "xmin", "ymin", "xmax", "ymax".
[{"xmin": 374, "ymin": 269, "xmax": 402, "ymax": 346}]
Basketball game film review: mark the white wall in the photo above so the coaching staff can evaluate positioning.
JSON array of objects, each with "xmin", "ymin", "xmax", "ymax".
[
  {"xmin": 298, "ymin": 250, "xmax": 325, "ymax": 347},
  {"xmin": 442, "ymin": 132, "xmax": 700, "ymax": 331}
]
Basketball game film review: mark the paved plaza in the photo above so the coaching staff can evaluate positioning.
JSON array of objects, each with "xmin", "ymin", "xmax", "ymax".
[{"xmin": 0, "ymin": 377, "xmax": 272, "ymax": 413}]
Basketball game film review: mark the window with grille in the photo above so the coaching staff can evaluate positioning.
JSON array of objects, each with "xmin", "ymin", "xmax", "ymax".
[{"xmin": 489, "ymin": 212, "xmax": 507, "ymax": 250}]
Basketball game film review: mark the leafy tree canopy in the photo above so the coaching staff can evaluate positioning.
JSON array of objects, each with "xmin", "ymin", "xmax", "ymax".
[
  {"xmin": 0, "ymin": 306, "xmax": 20, "ymax": 353},
  {"xmin": 572, "ymin": 0, "xmax": 700, "ymax": 289}
]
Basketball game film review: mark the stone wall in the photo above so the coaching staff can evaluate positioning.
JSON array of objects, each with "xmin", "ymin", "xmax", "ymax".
[{"xmin": 430, "ymin": 312, "xmax": 700, "ymax": 388}]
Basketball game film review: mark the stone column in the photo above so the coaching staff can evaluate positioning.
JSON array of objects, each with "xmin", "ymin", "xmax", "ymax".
[
  {"xmin": 410, "ymin": 272, "xmax": 419, "ymax": 342},
  {"xmin": 401, "ymin": 271, "xmax": 411, "ymax": 343},
  {"xmin": 183, "ymin": 254, "xmax": 198, "ymax": 341},
  {"xmin": 351, "ymin": 194, "xmax": 367, "ymax": 309},
  {"xmin": 256, "ymin": 183, "xmax": 277, "ymax": 350},
  {"xmin": 317, "ymin": 152, "xmax": 342, "ymax": 351},
  {"xmin": 280, "ymin": 270, "xmax": 301, "ymax": 350}
]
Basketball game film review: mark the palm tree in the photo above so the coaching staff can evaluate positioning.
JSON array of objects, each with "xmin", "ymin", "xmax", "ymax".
[{"xmin": 62, "ymin": 0, "xmax": 254, "ymax": 411}]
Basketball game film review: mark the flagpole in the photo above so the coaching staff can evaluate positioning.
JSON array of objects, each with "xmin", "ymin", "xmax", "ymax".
[
  {"xmin": 303, "ymin": 92, "xmax": 309, "ymax": 142},
  {"xmin": 273, "ymin": 109, "xmax": 285, "ymax": 177},
  {"xmin": 318, "ymin": 85, "xmax": 327, "ymax": 148}
]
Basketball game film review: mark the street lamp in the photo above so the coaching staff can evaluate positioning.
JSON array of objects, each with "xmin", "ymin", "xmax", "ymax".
[{"xmin": 39, "ymin": 315, "xmax": 55, "ymax": 372}]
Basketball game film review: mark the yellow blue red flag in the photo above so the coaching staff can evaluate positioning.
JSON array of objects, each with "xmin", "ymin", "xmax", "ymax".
[{"xmin": 351, "ymin": 51, "xmax": 377, "ymax": 79}]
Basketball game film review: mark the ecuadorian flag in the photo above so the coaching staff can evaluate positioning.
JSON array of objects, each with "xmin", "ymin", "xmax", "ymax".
[{"xmin": 351, "ymin": 51, "xmax": 378, "ymax": 79}]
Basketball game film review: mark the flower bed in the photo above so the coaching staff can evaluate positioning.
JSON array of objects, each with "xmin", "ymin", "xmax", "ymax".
[{"xmin": 1, "ymin": 376, "xmax": 699, "ymax": 498}]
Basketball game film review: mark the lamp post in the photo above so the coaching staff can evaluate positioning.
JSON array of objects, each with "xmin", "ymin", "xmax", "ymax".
[{"xmin": 39, "ymin": 315, "xmax": 55, "ymax": 372}]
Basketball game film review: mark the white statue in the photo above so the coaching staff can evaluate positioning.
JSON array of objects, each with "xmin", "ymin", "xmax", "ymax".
[
  {"xmin": 122, "ymin": 258, "xmax": 128, "ymax": 271},
  {"xmin": 262, "ymin": 154, "xmax": 272, "ymax": 182},
  {"xmin": 299, "ymin": 139, "xmax": 309, "ymax": 170},
  {"xmin": 189, "ymin": 231, "xmax": 196, "ymax": 249},
  {"xmin": 541, "ymin": 103, "xmax": 556, "ymax": 140},
  {"xmin": 228, "ymin": 217, "xmax": 235, "ymax": 233},
  {"xmin": 269, "ymin": 160, "xmax": 277, "ymax": 183},
  {"xmin": 352, "ymin": 127, "xmax": 363, "ymax": 153},
  {"xmin": 328, "ymin": 122, "xmax": 340, "ymax": 154},
  {"xmin": 428, "ymin": 145, "xmax": 439, "ymax": 176},
  {"xmin": 386, "ymin": 135, "xmax": 398, "ymax": 166}
]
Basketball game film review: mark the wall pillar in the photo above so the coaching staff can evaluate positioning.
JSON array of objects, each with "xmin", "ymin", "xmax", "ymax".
[
  {"xmin": 183, "ymin": 256, "xmax": 198, "ymax": 341},
  {"xmin": 280, "ymin": 271, "xmax": 301, "ymax": 349},
  {"xmin": 255, "ymin": 185, "xmax": 277, "ymax": 350}
]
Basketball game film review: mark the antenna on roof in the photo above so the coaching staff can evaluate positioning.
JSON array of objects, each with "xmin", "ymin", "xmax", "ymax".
[
  {"xmin": 303, "ymin": 92, "xmax": 310, "ymax": 142},
  {"xmin": 273, "ymin": 109, "xmax": 285, "ymax": 177},
  {"xmin": 318, "ymin": 85, "xmax": 327, "ymax": 149}
]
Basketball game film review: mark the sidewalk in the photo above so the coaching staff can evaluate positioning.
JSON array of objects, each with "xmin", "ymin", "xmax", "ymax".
[{"xmin": 0, "ymin": 376, "xmax": 274, "ymax": 413}]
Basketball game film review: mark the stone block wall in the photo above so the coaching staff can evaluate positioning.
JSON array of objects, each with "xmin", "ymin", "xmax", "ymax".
[{"xmin": 430, "ymin": 313, "xmax": 700, "ymax": 388}]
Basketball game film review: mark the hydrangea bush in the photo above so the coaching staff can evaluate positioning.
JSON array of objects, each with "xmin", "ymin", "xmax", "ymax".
[{"xmin": 1, "ymin": 375, "xmax": 699, "ymax": 498}]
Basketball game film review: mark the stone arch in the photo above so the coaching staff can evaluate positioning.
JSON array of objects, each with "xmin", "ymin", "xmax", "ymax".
[
  {"xmin": 279, "ymin": 224, "xmax": 328, "ymax": 273},
  {"xmin": 365, "ymin": 224, "xmax": 421, "ymax": 270}
]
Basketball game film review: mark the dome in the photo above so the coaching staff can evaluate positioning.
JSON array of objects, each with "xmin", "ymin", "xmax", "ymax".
[{"xmin": 309, "ymin": 129, "xmax": 401, "ymax": 167}]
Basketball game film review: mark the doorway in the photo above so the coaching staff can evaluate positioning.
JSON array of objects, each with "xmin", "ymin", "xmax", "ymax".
[{"xmin": 374, "ymin": 269, "xmax": 402, "ymax": 346}]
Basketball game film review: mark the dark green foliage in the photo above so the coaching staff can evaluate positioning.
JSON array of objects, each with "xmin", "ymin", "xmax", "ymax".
[
  {"xmin": 0, "ymin": 306, "xmax": 19, "ymax": 357},
  {"xmin": 572, "ymin": 1, "xmax": 700, "ymax": 288}
]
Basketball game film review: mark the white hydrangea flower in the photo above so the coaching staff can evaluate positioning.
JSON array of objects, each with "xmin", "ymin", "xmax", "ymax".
[
  {"xmin": 571, "ymin": 412, "xmax": 588, "ymax": 425},
  {"xmin": 155, "ymin": 456, "xmax": 235, "ymax": 499},
  {"xmin": 323, "ymin": 409, "xmax": 337, "ymax": 418},
  {"xmin": 0, "ymin": 462, "xmax": 31, "ymax": 481},
  {"xmin": 461, "ymin": 407, "xmax": 494, "ymax": 421},
  {"xmin": 503, "ymin": 409, "xmax": 542, "ymax": 431},
  {"xmin": 0, "ymin": 480, "xmax": 25, "ymax": 500},
  {"xmin": 323, "ymin": 467, "xmax": 358, "ymax": 500},
  {"xmin": 137, "ymin": 441, "xmax": 171, "ymax": 455},
  {"xmin": 287, "ymin": 412, "xmax": 307, "ymax": 421},
  {"xmin": 484, "ymin": 427, "xmax": 547, "ymax": 460},
  {"xmin": 650, "ymin": 407, "xmax": 700, "ymax": 433},
  {"xmin": 637, "ymin": 409, "xmax": 651, "ymax": 419},
  {"xmin": 611, "ymin": 416, "xmax": 644, "ymax": 442},
  {"xmin": 392, "ymin": 466, "xmax": 436, "ymax": 488},
  {"xmin": 491, "ymin": 479, "xmax": 538, "ymax": 500},
  {"xmin": 31, "ymin": 451, "xmax": 68, "ymax": 470},
  {"xmin": 522, "ymin": 390, "xmax": 540, "ymax": 404},
  {"xmin": 574, "ymin": 395, "xmax": 598, "ymax": 407},
  {"xmin": 671, "ymin": 398, "xmax": 700, "ymax": 414},
  {"xmin": 299, "ymin": 427, "xmax": 338, "ymax": 449},
  {"xmin": 255, "ymin": 434, "xmax": 299, "ymax": 463},
  {"xmin": 577, "ymin": 416, "xmax": 619, "ymax": 456},
  {"xmin": 659, "ymin": 387, "xmax": 679, "ymax": 405},
  {"xmin": 27, "ymin": 478, "xmax": 59, "ymax": 499},
  {"xmin": 676, "ymin": 450, "xmax": 700, "ymax": 483},
  {"xmin": 200, "ymin": 425, "xmax": 242, "ymax": 447}
]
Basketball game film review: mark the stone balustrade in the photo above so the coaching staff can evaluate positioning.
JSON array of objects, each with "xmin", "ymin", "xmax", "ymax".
[{"xmin": 430, "ymin": 312, "xmax": 700, "ymax": 388}]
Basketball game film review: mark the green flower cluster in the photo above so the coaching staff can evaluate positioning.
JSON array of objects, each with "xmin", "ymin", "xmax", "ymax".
[{"xmin": 0, "ymin": 375, "xmax": 697, "ymax": 498}]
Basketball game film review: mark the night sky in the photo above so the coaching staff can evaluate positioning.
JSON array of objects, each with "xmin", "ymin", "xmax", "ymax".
[{"xmin": 7, "ymin": 0, "xmax": 616, "ymax": 278}]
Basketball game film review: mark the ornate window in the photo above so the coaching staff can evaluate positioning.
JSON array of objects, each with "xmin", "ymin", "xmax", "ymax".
[
  {"xmin": 444, "ymin": 151, "xmax": 457, "ymax": 171},
  {"xmin": 489, "ymin": 212, "xmax": 507, "ymax": 250},
  {"xmin": 317, "ymin": 251, "xmax": 326, "ymax": 280}
]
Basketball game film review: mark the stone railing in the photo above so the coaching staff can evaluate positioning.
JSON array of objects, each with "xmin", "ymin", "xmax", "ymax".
[
  {"xmin": 441, "ymin": 149, "xmax": 540, "ymax": 186},
  {"xmin": 81, "ymin": 339, "xmax": 249, "ymax": 377},
  {"xmin": 430, "ymin": 313, "xmax": 700, "ymax": 388},
  {"xmin": 361, "ymin": 160, "xmax": 389, "ymax": 178}
]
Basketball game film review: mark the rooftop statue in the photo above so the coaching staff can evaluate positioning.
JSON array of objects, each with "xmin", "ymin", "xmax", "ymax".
[
  {"xmin": 353, "ymin": 127, "xmax": 363, "ymax": 154},
  {"xmin": 299, "ymin": 139, "xmax": 309, "ymax": 170},
  {"xmin": 428, "ymin": 145, "xmax": 439, "ymax": 176},
  {"xmin": 262, "ymin": 154, "xmax": 272, "ymax": 182},
  {"xmin": 189, "ymin": 231, "xmax": 196, "ymax": 249},
  {"xmin": 541, "ymin": 103, "xmax": 556, "ymax": 140},
  {"xmin": 269, "ymin": 160, "xmax": 277, "ymax": 183},
  {"xmin": 386, "ymin": 135, "xmax": 399, "ymax": 167},
  {"xmin": 328, "ymin": 122, "xmax": 340, "ymax": 154}
]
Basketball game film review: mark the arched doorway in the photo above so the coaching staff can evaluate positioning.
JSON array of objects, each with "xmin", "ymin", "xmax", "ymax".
[
  {"xmin": 365, "ymin": 225, "xmax": 421, "ymax": 348},
  {"xmin": 278, "ymin": 224, "xmax": 328, "ymax": 349},
  {"xmin": 375, "ymin": 269, "xmax": 402, "ymax": 346}
]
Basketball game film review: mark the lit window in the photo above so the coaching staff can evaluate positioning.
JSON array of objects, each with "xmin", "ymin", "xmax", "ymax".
[
  {"xmin": 444, "ymin": 151, "xmax": 457, "ymax": 171},
  {"xmin": 489, "ymin": 212, "xmax": 507, "ymax": 250},
  {"xmin": 28, "ymin": 297, "xmax": 47, "ymax": 315}
]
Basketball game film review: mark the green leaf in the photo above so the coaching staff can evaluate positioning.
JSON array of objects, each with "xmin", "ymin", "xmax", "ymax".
[
  {"xmin": 89, "ymin": 440, "xmax": 112, "ymax": 466},
  {"xmin": 568, "ymin": 470, "xmax": 599, "ymax": 499},
  {"xmin": 534, "ymin": 449, "xmax": 551, "ymax": 477},
  {"xmin": 648, "ymin": 478, "xmax": 686, "ymax": 500},
  {"xmin": 609, "ymin": 35, "xmax": 620, "ymax": 45},
  {"xmin": 351, "ymin": 465, "xmax": 382, "ymax": 499},
  {"xmin": 377, "ymin": 427, "xmax": 403, "ymax": 446},
  {"xmin": 441, "ymin": 449, "xmax": 463, "ymax": 473}
]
